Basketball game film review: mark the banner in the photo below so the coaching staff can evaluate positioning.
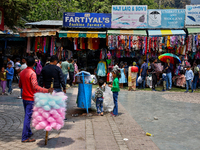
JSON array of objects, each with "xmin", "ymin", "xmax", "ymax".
[
  {"xmin": 0, "ymin": 7, "xmax": 4, "ymax": 31},
  {"xmin": 186, "ymin": 5, "xmax": 200, "ymax": 25},
  {"xmin": 63, "ymin": 12, "xmax": 111, "ymax": 28},
  {"xmin": 148, "ymin": 9, "xmax": 185, "ymax": 28},
  {"xmin": 111, "ymin": 5, "xmax": 148, "ymax": 28}
]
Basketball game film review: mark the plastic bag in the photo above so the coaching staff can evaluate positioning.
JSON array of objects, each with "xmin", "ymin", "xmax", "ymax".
[
  {"xmin": 91, "ymin": 85, "xmax": 114, "ymax": 112},
  {"xmin": 90, "ymin": 75, "xmax": 97, "ymax": 84},
  {"xmin": 146, "ymin": 76, "xmax": 152, "ymax": 88},
  {"xmin": 137, "ymin": 76, "xmax": 142, "ymax": 84}
]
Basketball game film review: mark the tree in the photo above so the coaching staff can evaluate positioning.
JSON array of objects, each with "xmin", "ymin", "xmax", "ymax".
[{"xmin": 0, "ymin": 0, "xmax": 30, "ymax": 29}]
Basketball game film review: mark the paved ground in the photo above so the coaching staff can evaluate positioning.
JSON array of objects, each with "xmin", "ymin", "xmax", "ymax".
[
  {"xmin": 119, "ymin": 90, "xmax": 200, "ymax": 150},
  {"xmin": 0, "ymin": 84, "xmax": 158, "ymax": 150}
]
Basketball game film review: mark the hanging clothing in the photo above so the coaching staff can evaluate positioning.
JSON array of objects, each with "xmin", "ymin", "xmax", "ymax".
[{"xmin": 97, "ymin": 61, "xmax": 107, "ymax": 76}]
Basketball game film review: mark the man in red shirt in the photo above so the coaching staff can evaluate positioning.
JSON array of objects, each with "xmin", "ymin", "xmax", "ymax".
[{"xmin": 19, "ymin": 56, "xmax": 53, "ymax": 142}]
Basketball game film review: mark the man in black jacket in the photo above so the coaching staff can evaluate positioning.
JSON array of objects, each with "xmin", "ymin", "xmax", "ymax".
[{"xmin": 40, "ymin": 55, "xmax": 66, "ymax": 93}]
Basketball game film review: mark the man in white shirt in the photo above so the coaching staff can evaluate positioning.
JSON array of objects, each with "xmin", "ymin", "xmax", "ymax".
[
  {"xmin": 20, "ymin": 58, "xmax": 27, "ymax": 71},
  {"xmin": 7, "ymin": 56, "xmax": 14, "ymax": 68}
]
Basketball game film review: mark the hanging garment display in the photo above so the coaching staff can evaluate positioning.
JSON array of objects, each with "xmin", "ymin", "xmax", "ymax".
[{"xmin": 97, "ymin": 60, "xmax": 107, "ymax": 76}]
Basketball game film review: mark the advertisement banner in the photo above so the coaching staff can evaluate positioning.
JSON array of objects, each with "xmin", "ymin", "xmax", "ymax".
[
  {"xmin": 0, "ymin": 8, "xmax": 4, "ymax": 31},
  {"xmin": 111, "ymin": 5, "xmax": 148, "ymax": 28},
  {"xmin": 148, "ymin": 9, "xmax": 185, "ymax": 28},
  {"xmin": 63, "ymin": 12, "xmax": 111, "ymax": 28},
  {"xmin": 186, "ymin": 5, "xmax": 200, "ymax": 25}
]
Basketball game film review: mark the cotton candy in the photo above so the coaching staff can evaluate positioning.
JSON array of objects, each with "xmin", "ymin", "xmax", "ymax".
[
  {"xmin": 48, "ymin": 101, "xmax": 56, "ymax": 106},
  {"xmin": 32, "ymin": 122, "xmax": 36, "ymax": 127},
  {"xmin": 54, "ymin": 124, "xmax": 62, "ymax": 130},
  {"xmin": 38, "ymin": 108, "xmax": 45, "ymax": 114},
  {"xmin": 40, "ymin": 99, "xmax": 48, "ymax": 106},
  {"xmin": 56, "ymin": 117, "xmax": 63, "ymax": 124},
  {"xmin": 32, "ymin": 111, "xmax": 40, "ymax": 118},
  {"xmin": 36, "ymin": 115, "xmax": 44, "ymax": 122},
  {"xmin": 53, "ymin": 104, "xmax": 60, "ymax": 109},
  {"xmin": 42, "ymin": 111, "xmax": 50, "ymax": 118},
  {"xmin": 50, "ymin": 122, "xmax": 57, "ymax": 128},
  {"xmin": 47, "ymin": 117, "xmax": 55, "ymax": 122},
  {"xmin": 45, "ymin": 125, "xmax": 52, "ymax": 131},
  {"xmin": 35, "ymin": 124, "xmax": 44, "ymax": 130},
  {"xmin": 35, "ymin": 102, "xmax": 42, "ymax": 108},
  {"xmin": 32, "ymin": 119, "xmax": 39, "ymax": 124},
  {"xmin": 43, "ymin": 105, "xmax": 51, "ymax": 111},
  {"xmin": 32, "ymin": 106, "xmax": 39, "ymax": 111},
  {"xmin": 49, "ymin": 109, "xmax": 58, "ymax": 115},
  {"xmin": 38, "ymin": 121, "xmax": 48, "ymax": 128},
  {"xmin": 53, "ymin": 113, "xmax": 60, "ymax": 118}
]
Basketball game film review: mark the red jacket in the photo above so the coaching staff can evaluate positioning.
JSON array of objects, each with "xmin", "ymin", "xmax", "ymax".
[{"xmin": 19, "ymin": 67, "xmax": 48, "ymax": 101}]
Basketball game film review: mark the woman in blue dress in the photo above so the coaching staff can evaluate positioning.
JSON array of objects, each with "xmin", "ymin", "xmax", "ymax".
[{"xmin": 119, "ymin": 63, "xmax": 127, "ymax": 88}]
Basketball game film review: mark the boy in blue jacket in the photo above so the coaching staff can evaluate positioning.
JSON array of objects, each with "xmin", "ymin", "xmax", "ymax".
[{"xmin": 6, "ymin": 62, "xmax": 14, "ymax": 94}]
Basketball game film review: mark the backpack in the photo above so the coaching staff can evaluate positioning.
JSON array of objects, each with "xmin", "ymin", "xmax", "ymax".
[{"xmin": 35, "ymin": 60, "xmax": 42, "ymax": 75}]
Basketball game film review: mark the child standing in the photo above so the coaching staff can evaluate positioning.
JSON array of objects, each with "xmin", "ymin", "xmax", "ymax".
[
  {"xmin": 162, "ymin": 71, "xmax": 167, "ymax": 91},
  {"xmin": 0, "ymin": 67, "xmax": 7, "ymax": 95},
  {"xmin": 109, "ymin": 70, "xmax": 120, "ymax": 116},
  {"xmin": 119, "ymin": 63, "xmax": 127, "ymax": 88},
  {"xmin": 6, "ymin": 62, "xmax": 14, "ymax": 94},
  {"xmin": 95, "ymin": 79, "xmax": 106, "ymax": 116},
  {"xmin": 185, "ymin": 66, "xmax": 194, "ymax": 93}
]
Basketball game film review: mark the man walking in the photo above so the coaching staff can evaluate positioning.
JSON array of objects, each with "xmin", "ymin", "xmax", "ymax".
[
  {"xmin": 164, "ymin": 59, "xmax": 173, "ymax": 90},
  {"xmin": 140, "ymin": 60, "xmax": 148, "ymax": 89},
  {"xmin": 40, "ymin": 55, "xmax": 66, "ymax": 93},
  {"xmin": 7, "ymin": 56, "xmax": 14, "ymax": 68},
  {"xmin": 61, "ymin": 58, "xmax": 69, "ymax": 85},
  {"xmin": 19, "ymin": 56, "xmax": 53, "ymax": 142}
]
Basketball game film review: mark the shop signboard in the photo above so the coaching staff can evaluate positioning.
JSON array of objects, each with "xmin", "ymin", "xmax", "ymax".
[
  {"xmin": 185, "ymin": 5, "xmax": 200, "ymax": 26},
  {"xmin": 148, "ymin": 9, "xmax": 185, "ymax": 28},
  {"xmin": 111, "ymin": 5, "xmax": 148, "ymax": 28},
  {"xmin": 0, "ymin": 7, "xmax": 4, "ymax": 31},
  {"xmin": 63, "ymin": 12, "xmax": 111, "ymax": 28}
]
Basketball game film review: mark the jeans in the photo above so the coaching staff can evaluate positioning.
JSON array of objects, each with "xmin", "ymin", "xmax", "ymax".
[
  {"xmin": 186, "ymin": 80, "xmax": 193, "ymax": 92},
  {"xmin": 140, "ymin": 75, "xmax": 146, "ymax": 89},
  {"xmin": 193, "ymin": 75, "xmax": 199, "ymax": 90},
  {"xmin": 22, "ymin": 100, "xmax": 34, "ymax": 141},
  {"xmin": 96, "ymin": 98, "xmax": 103, "ymax": 114},
  {"xmin": 63, "ymin": 73, "xmax": 68, "ymax": 85},
  {"xmin": 69, "ymin": 72, "xmax": 74, "ymax": 86},
  {"xmin": 166, "ymin": 72, "xmax": 172, "ymax": 89},
  {"xmin": 7, "ymin": 79, "xmax": 12, "ymax": 93},
  {"xmin": 54, "ymin": 88, "xmax": 62, "ymax": 92},
  {"xmin": 113, "ymin": 92, "xmax": 118, "ymax": 115}
]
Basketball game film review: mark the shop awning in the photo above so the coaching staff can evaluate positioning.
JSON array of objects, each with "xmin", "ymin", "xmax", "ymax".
[
  {"xmin": 148, "ymin": 30, "xmax": 186, "ymax": 37},
  {"xmin": 59, "ymin": 31, "xmax": 106, "ymax": 38},
  {"xmin": 20, "ymin": 28, "xmax": 59, "ymax": 37},
  {"xmin": 107, "ymin": 30, "xmax": 147, "ymax": 36},
  {"xmin": 187, "ymin": 28, "xmax": 200, "ymax": 34}
]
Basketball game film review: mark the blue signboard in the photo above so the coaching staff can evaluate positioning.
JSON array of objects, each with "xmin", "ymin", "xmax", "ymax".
[
  {"xmin": 63, "ymin": 12, "xmax": 111, "ymax": 28},
  {"xmin": 148, "ymin": 9, "xmax": 185, "ymax": 28}
]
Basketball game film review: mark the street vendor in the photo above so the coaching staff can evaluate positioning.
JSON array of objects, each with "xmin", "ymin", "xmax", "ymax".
[{"xmin": 19, "ymin": 56, "xmax": 53, "ymax": 143}]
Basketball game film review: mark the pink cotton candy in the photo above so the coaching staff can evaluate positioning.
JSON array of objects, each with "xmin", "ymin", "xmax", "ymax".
[
  {"xmin": 50, "ymin": 122, "xmax": 57, "ymax": 128},
  {"xmin": 54, "ymin": 123, "xmax": 62, "ymax": 130},
  {"xmin": 47, "ymin": 117, "xmax": 55, "ymax": 122},
  {"xmin": 53, "ymin": 113, "xmax": 60, "ymax": 118},
  {"xmin": 42, "ymin": 111, "xmax": 50, "ymax": 118},
  {"xmin": 57, "ymin": 108, "xmax": 65, "ymax": 114},
  {"xmin": 38, "ymin": 108, "xmax": 45, "ymax": 114},
  {"xmin": 32, "ymin": 119, "xmax": 39, "ymax": 124},
  {"xmin": 56, "ymin": 117, "xmax": 63, "ymax": 124},
  {"xmin": 32, "ymin": 122, "xmax": 36, "ymax": 127},
  {"xmin": 38, "ymin": 121, "xmax": 48, "ymax": 128},
  {"xmin": 35, "ymin": 124, "xmax": 44, "ymax": 130},
  {"xmin": 36, "ymin": 115, "xmax": 44, "ymax": 122},
  {"xmin": 49, "ymin": 109, "xmax": 58, "ymax": 115},
  {"xmin": 32, "ymin": 111, "xmax": 40, "ymax": 118},
  {"xmin": 32, "ymin": 106, "xmax": 38, "ymax": 111},
  {"xmin": 45, "ymin": 125, "xmax": 52, "ymax": 131}
]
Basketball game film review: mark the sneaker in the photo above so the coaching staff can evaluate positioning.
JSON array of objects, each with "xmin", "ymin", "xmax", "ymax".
[
  {"xmin": 17, "ymin": 96, "xmax": 22, "ymax": 99},
  {"xmin": 162, "ymin": 89, "xmax": 166, "ymax": 92},
  {"xmin": 169, "ymin": 87, "xmax": 171, "ymax": 90},
  {"xmin": 184, "ymin": 91, "xmax": 188, "ymax": 93},
  {"xmin": 190, "ymin": 90, "xmax": 193, "ymax": 93},
  {"xmin": 10, "ymin": 90, "xmax": 13, "ymax": 94}
]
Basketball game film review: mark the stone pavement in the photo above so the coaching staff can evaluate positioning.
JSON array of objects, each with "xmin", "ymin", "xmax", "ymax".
[{"xmin": 0, "ymin": 83, "xmax": 159, "ymax": 150}]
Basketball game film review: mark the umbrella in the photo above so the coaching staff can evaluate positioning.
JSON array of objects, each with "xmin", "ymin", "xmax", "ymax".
[
  {"xmin": 158, "ymin": 53, "xmax": 181, "ymax": 64},
  {"xmin": 150, "ymin": 11, "xmax": 160, "ymax": 19}
]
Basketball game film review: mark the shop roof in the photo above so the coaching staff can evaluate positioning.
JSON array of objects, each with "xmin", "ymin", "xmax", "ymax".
[
  {"xmin": 25, "ymin": 20, "xmax": 62, "ymax": 26},
  {"xmin": 148, "ymin": 30, "xmax": 186, "ymax": 37},
  {"xmin": 20, "ymin": 28, "xmax": 60, "ymax": 37},
  {"xmin": 187, "ymin": 28, "xmax": 200, "ymax": 34},
  {"xmin": 107, "ymin": 30, "xmax": 147, "ymax": 36},
  {"xmin": 59, "ymin": 30, "xmax": 106, "ymax": 38}
]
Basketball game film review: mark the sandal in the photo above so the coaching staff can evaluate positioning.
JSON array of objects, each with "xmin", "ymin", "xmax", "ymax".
[
  {"xmin": 22, "ymin": 138, "xmax": 36, "ymax": 143},
  {"xmin": 100, "ymin": 112, "xmax": 104, "ymax": 116}
]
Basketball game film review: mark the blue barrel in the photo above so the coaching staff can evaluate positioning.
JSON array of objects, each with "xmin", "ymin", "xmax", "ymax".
[{"xmin": 77, "ymin": 83, "xmax": 92, "ymax": 110}]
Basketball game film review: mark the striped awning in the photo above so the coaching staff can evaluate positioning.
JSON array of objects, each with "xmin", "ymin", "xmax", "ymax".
[
  {"xmin": 148, "ymin": 30, "xmax": 186, "ymax": 37},
  {"xmin": 107, "ymin": 30, "xmax": 147, "ymax": 36},
  {"xmin": 187, "ymin": 28, "xmax": 200, "ymax": 34},
  {"xmin": 59, "ymin": 31, "xmax": 106, "ymax": 38},
  {"xmin": 20, "ymin": 28, "xmax": 59, "ymax": 37}
]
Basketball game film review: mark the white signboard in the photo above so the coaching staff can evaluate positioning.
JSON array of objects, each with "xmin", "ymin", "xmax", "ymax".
[
  {"xmin": 186, "ymin": 5, "xmax": 200, "ymax": 25},
  {"xmin": 111, "ymin": 5, "xmax": 148, "ymax": 28},
  {"xmin": 148, "ymin": 10, "xmax": 161, "ymax": 27}
]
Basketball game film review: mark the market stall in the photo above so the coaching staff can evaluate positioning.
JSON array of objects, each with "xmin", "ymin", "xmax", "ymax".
[
  {"xmin": 107, "ymin": 30, "xmax": 147, "ymax": 66},
  {"xmin": 58, "ymin": 30, "xmax": 107, "ymax": 74}
]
